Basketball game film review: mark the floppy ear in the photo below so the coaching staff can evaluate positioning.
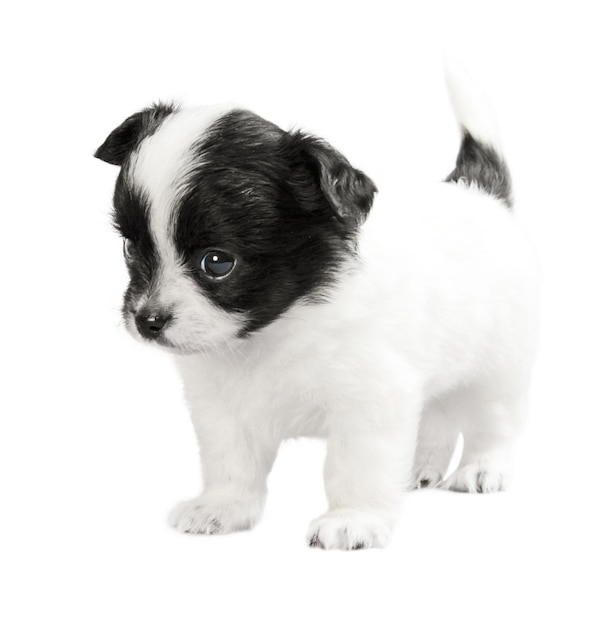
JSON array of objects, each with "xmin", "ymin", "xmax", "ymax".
[
  {"xmin": 94, "ymin": 102, "xmax": 177, "ymax": 166},
  {"xmin": 285, "ymin": 131, "xmax": 377, "ymax": 225}
]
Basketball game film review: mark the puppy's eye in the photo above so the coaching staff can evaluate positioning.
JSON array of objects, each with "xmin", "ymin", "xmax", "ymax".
[
  {"xmin": 200, "ymin": 251, "xmax": 236, "ymax": 279},
  {"xmin": 123, "ymin": 238, "xmax": 135, "ymax": 260}
]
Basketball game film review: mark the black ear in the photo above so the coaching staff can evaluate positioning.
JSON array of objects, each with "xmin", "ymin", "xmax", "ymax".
[
  {"xmin": 286, "ymin": 131, "xmax": 377, "ymax": 225},
  {"xmin": 94, "ymin": 102, "xmax": 177, "ymax": 166}
]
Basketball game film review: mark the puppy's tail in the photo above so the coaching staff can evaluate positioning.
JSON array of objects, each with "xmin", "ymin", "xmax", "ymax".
[{"xmin": 444, "ymin": 58, "xmax": 512, "ymax": 208}]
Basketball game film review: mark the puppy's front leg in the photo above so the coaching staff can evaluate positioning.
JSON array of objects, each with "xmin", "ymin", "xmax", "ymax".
[
  {"xmin": 308, "ymin": 369, "xmax": 421, "ymax": 550},
  {"xmin": 169, "ymin": 382, "xmax": 279, "ymax": 535}
]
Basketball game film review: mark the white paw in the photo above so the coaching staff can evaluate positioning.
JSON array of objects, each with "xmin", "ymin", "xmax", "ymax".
[
  {"xmin": 413, "ymin": 465, "xmax": 444, "ymax": 489},
  {"xmin": 168, "ymin": 495, "xmax": 263, "ymax": 534},
  {"xmin": 443, "ymin": 464, "xmax": 508, "ymax": 493},
  {"xmin": 307, "ymin": 508, "xmax": 391, "ymax": 550}
]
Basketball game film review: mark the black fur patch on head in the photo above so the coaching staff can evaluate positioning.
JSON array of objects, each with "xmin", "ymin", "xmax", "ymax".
[
  {"xmin": 94, "ymin": 102, "xmax": 178, "ymax": 166},
  {"xmin": 446, "ymin": 131, "xmax": 512, "ymax": 208},
  {"xmin": 112, "ymin": 171, "xmax": 159, "ymax": 316},
  {"xmin": 174, "ymin": 109, "xmax": 376, "ymax": 335}
]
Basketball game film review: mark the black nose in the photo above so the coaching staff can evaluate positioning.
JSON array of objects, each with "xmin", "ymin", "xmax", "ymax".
[{"xmin": 135, "ymin": 312, "xmax": 171, "ymax": 339}]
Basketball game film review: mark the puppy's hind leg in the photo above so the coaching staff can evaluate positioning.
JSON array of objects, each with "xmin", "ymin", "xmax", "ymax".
[
  {"xmin": 443, "ymin": 379, "xmax": 528, "ymax": 493},
  {"xmin": 413, "ymin": 402, "xmax": 460, "ymax": 489}
]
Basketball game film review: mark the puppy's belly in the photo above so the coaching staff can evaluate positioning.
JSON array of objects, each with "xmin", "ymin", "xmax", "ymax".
[{"xmin": 274, "ymin": 401, "xmax": 329, "ymax": 440}]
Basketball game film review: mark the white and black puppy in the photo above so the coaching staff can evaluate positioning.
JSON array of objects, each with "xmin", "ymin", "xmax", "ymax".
[{"xmin": 95, "ymin": 65, "xmax": 539, "ymax": 550}]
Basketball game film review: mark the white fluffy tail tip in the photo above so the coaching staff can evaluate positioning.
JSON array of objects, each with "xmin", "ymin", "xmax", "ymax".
[{"xmin": 443, "ymin": 55, "xmax": 503, "ymax": 153}]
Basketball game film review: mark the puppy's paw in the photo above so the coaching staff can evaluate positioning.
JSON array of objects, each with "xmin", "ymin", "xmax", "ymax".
[
  {"xmin": 413, "ymin": 465, "xmax": 444, "ymax": 489},
  {"xmin": 443, "ymin": 464, "xmax": 508, "ymax": 493},
  {"xmin": 168, "ymin": 495, "xmax": 263, "ymax": 534},
  {"xmin": 307, "ymin": 508, "xmax": 391, "ymax": 550}
]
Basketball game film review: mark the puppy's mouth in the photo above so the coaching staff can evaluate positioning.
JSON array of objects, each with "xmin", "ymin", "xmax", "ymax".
[{"xmin": 155, "ymin": 339, "xmax": 208, "ymax": 356}]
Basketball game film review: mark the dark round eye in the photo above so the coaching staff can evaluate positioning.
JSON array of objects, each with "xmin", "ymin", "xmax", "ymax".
[
  {"xmin": 200, "ymin": 250, "xmax": 236, "ymax": 279},
  {"xmin": 123, "ymin": 238, "xmax": 135, "ymax": 259}
]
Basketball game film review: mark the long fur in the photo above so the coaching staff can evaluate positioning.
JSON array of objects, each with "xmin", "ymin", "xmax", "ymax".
[{"xmin": 95, "ymin": 66, "xmax": 540, "ymax": 550}]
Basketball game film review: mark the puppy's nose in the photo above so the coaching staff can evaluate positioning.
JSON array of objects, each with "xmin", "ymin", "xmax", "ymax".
[{"xmin": 135, "ymin": 312, "xmax": 171, "ymax": 339}]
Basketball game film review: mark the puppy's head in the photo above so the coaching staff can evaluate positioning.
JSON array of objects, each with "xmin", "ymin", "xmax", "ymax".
[{"xmin": 95, "ymin": 102, "xmax": 376, "ymax": 354}]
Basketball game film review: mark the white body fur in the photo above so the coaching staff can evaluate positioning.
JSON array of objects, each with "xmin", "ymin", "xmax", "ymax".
[
  {"xmin": 121, "ymin": 70, "xmax": 540, "ymax": 549},
  {"xmin": 168, "ymin": 182, "xmax": 539, "ymax": 548}
]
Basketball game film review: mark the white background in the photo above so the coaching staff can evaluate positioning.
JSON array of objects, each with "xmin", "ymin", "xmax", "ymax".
[{"xmin": 2, "ymin": 1, "xmax": 609, "ymax": 624}]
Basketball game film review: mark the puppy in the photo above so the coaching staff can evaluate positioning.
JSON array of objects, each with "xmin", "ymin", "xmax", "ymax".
[{"xmin": 94, "ymin": 65, "xmax": 539, "ymax": 550}]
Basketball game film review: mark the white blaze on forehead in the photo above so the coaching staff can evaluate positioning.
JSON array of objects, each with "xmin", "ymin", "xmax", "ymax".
[{"xmin": 128, "ymin": 104, "xmax": 236, "ymax": 258}]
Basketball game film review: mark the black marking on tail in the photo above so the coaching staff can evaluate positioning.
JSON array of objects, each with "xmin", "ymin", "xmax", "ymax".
[{"xmin": 445, "ymin": 132, "xmax": 512, "ymax": 208}]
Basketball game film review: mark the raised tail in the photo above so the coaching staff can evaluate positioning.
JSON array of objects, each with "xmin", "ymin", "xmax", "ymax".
[{"xmin": 444, "ymin": 58, "xmax": 512, "ymax": 208}]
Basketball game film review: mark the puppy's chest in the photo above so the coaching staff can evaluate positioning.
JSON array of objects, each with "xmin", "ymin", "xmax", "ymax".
[{"xmin": 198, "ymin": 346, "xmax": 331, "ymax": 438}]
